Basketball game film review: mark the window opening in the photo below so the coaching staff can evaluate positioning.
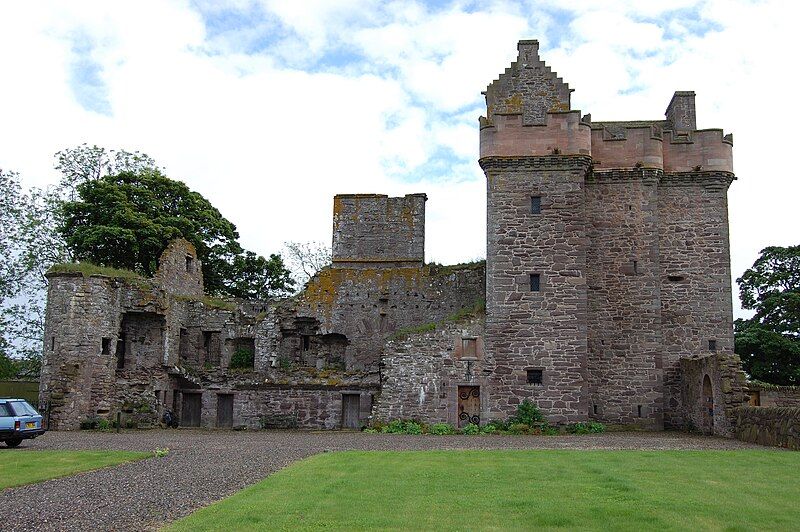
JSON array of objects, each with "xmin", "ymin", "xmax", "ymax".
[
  {"xmin": 531, "ymin": 196, "xmax": 541, "ymax": 214},
  {"xmin": 708, "ymin": 339, "xmax": 717, "ymax": 351},
  {"xmin": 101, "ymin": 338, "xmax": 111, "ymax": 356},
  {"xmin": 527, "ymin": 369, "xmax": 543, "ymax": 385},
  {"xmin": 461, "ymin": 338, "xmax": 477, "ymax": 359},
  {"xmin": 530, "ymin": 274, "xmax": 541, "ymax": 292}
]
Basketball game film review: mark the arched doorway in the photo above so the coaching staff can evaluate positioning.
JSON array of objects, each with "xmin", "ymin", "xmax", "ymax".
[{"xmin": 702, "ymin": 374, "xmax": 714, "ymax": 433}]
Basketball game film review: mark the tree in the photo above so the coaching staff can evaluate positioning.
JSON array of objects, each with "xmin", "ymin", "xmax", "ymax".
[
  {"xmin": 734, "ymin": 245, "xmax": 800, "ymax": 385},
  {"xmin": 282, "ymin": 240, "xmax": 332, "ymax": 290},
  {"xmin": 60, "ymin": 169, "xmax": 294, "ymax": 298}
]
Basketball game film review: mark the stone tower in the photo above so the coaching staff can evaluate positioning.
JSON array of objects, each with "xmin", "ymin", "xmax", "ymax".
[{"xmin": 480, "ymin": 40, "xmax": 736, "ymax": 428}]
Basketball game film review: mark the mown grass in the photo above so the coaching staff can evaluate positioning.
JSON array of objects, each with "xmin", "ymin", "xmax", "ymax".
[
  {"xmin": 168, "ymin": 449, "xmax": 799, "ymax": 531},
  {"xmin": 0, "ymin": 450, "xmax": 150, "ymax": 489}
]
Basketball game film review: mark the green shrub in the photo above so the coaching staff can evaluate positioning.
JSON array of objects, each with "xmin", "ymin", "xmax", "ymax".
[
  {"xmin": 429, "ymin": 422, "xmax": 456, "ymax": 435},
  {"xmin": 362, "ymin": 427, "xmax": 379, "ymax": 433},
  {"xmin": 461, "ymin": 423, "xmax": 480, "ymax": 435},
  {"xmin": 543, "ymin": 426, "xmax": 560, "ymax": 436},
  {"xmin": 382, "ymin": 420, "xmax": 423, "ymax": 434},
  {"xmin": 230, "ymin": 348, "xmax": 255, "ymax": 370},
  {"xmin": 567, "ymin": 421, "xmax": 606, "ymax": 434},
  {"xmin": 479, "ymin": 424, "xmax": 498, "ymax": 435},
  {"xmin": 509, "ymin": 399, "xmax": 544, "ymax": 426},
  {"xmin": 508, "ymin": 423, "xmax": 531, "ymax": 435},
  {"xmin": 486, "ymin": 419, "xmax": 508, "ymax": 432},
  {"xmin": 80, "ymin": 417, "xmax": 99, "ymax": 430},
  {"xmin": 153, "ymin": 447, "xmax": 169, "ymax": 458},
  {"xmin": 98, "ymin": 419, "xmax": 112, "ymax": 431}
]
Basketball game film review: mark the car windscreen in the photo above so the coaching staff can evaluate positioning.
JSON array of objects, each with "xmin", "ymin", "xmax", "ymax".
[
  {"xmin": 8, "ymin": 401, "xmax": 39, "ymax": 416},
  {"xmin": 0, "ymin": 403, "xmax": 12, "ymax": 416}
]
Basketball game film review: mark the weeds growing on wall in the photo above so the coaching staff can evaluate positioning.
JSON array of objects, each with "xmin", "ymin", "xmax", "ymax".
[{"xmin": 366, "ymin": 400, "xmax": 605, "ymax": 436}]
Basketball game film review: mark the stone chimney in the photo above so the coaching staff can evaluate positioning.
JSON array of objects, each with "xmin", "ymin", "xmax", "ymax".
[{"xmin": 665, "ymin": 91, "xmax": 696, "ymax": 131}]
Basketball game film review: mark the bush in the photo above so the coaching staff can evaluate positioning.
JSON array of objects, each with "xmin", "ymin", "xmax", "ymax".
[
  {"xmin": 567, "ymin": 421, "xmax": 606, "ymax": 434},
  {"xmin": 461, "ymin": 423, "xmax": 480, "ymax": 435},
  {"xmin": 479, "ymin": 424, "xmax": 499, "ymax": 435},
  {"xmin": 429, "ymin": 422, "xmax": 456, "ymax": 435},
  {"xmin": 486, "ymin": 419, "xmax": 508, "ymax": 432},
  {"xmin": 230, "ymin": 348, "xmax": 255, "ymax": 370},
  {"xmin": 543, "ymin": 426, "xmax": 560, "ymax": 436},
  {"xmin": 382, "ymin": 420, "xmax": 423, "ymax": 435},
  {"xmin": 509, "ymin": 399, "xmax": 544, "ymax": 426},
  {"xmin": 80, "ymin": 417, "xmax": 99, "ymax": 430},
  {"xmin": 98, "ymin": 419, "xmax": 112, "ymax": 431},
  {"xmin": 508, "ymin": 423, "xmax": 531, "ymax": 435}
]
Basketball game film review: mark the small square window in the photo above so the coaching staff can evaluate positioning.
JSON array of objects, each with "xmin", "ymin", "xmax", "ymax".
[
  {"xmin": 527, "ymin": 369, "xmax": 543, "ymax": 385},
  {"xmin": 529, "ymin": 274, "xmax": 541, "ymax": 292},
  {"xmin": 531, "ymin": 196, "xmax": 542, "ymax": 214},
  {"xmin": 708, "ymin": 339, "xmax": 717, "ymax": 351}
]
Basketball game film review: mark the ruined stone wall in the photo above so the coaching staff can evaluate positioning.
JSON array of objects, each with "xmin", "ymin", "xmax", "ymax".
[
  {"xmin": 40, "ymin": 273, "xmax": 169, "ymax": 429},
  {"xmin": 482, "ymin": 156, "xmax": 591, "ymax": 423},
  {"xmin": 733, "ymin": 406, "xmax": 800, "ymax": 450},
  {"xmin": 294, "ymin": 262, "xmax": 485, "ymax": 372},
  {"xmin": 332, "ymin": 194, "xmax": 426, "ymax": 266},
  {"xmin": 680, "ymin": 353, "xmax": 748, "ymax": 437},
  {"xmin": 659, "ymin": 173, "xmax": 736, "ymax": 428},
  {"xmin": 374, "ymin": 317, "xmax": 487, "ymax": 425},
  {"xmin": 749, "ymin": 384, "xmax": 800, "ymax": 408},
  {"xmin": 586, "ymin": 170, "xmax": 663, "ymax": 428}
]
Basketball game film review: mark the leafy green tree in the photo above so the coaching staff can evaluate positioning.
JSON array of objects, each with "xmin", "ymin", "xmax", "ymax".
[
  {"xmin": 60, "ymin": 169, "xmax": 294, "ymax": 297},
  {"xmin": 735, "ymin": 245, "xmax": 800, "ymax": 385}
]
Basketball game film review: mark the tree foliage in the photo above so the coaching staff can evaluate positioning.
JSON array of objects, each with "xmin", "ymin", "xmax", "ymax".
[
  {"xmin": 59, "ymin": 165, "xmax": 294, "ymax": 298},
  {"xmin": 282, "ymin": 240, "xmax": 331, "ymax": 290},
  {"xmin": 735, "ymin": 245, "xmax": 800, "ymax": 385}
]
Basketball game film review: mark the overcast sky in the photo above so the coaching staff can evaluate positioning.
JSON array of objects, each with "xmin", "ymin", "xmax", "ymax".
[{"xmin": 0, "ymin": 0, "xmax": 796, "ymax": 317}]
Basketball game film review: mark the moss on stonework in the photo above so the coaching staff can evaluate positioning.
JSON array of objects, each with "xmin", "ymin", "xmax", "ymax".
[
  {"xmin": 174, "ymin": 294, "xmax": 236, "ymax": 312},
  {"xmin": 427, "ymin": 260, "xmax": 486, "ymax": 276},
  {"xmin": 48, "ymin": 262, "xmax": 146, "ymax": 281}
]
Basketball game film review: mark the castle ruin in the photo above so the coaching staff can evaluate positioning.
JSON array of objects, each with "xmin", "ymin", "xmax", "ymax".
[{"xmin": 39, "ymin": 40, "xmax": 748, "ymax": 435}]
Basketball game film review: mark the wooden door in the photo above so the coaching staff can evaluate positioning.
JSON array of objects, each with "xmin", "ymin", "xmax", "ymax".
[
  {"xmin": 341, "ymin": 394, "xmax": 360, "ymax": 429},
  {"xmin": 181, "ymin": 392, "xmax": 202, "ymax": 427},
  {"xmin": 217, "ymin": 394, "xmax": 233, "ymax": 428},
  {"xmin": 458, "ymin": 386, "xmax": 480, "ymax": 427}
]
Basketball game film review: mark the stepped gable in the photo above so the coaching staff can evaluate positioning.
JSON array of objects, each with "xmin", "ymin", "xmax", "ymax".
[{"xmin": 483, "ymin": 40, "xmax": 572, "ymax": 126}]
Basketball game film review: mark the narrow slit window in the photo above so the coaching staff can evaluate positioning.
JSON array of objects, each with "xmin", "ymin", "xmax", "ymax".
[
  {"xmin": 101, "ymin": 338, "xmax": 111, "ymax": 356},
  {"xmin": 708, "ymin": 339, "xmax": 717, "ymax": 351},
  {"xmin": 302, "ymin": 335, "xmax": 310, "ymax": 351},
  {"xmin": 185, "ymin": 256, "xmax": 194, "ymax": 272},
  {"xmin": 529, "ymin": 274, "xmax": 541, "ymax": 292},
  {"xmin": 530, "ymin": 196, "xmax": 542, "ymax": 214},
  {"xmin": 637, "ymin": 405, "xmax": 643, "ymax": 418},
  {"xmin": 527, "ymin": 369, "xmax": 543, "ymax": 385},
  {"xmin": 633, "ymin": 260, "xmax": 639, "ymax": 274},
  {"xmin": 593, "ymin": 404, "xmax": 599, "ymax": 415}
]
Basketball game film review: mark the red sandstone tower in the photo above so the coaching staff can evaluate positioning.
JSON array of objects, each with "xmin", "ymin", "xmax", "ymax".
[{"xmin": 480, "ymin": 40, "xmax": 736, "ymax": 429}]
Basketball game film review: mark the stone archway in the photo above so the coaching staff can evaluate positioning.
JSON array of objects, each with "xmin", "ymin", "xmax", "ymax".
[{"xmin": 702, "ymin": 374, "xmax": 714, "ymax": 433}]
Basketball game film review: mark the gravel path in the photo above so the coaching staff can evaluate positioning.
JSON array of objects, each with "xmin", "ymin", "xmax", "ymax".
[{"xmin": 0, "ymin": 430, "xmax": 773, "ymax": 531}]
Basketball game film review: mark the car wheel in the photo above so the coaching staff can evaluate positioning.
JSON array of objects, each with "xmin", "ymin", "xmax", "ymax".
[{"xmin": 5, "ymin": 438, "xmax": 22, "ymax": 448}]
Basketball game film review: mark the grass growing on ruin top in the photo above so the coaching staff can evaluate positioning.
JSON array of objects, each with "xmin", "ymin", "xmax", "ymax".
[
  {"xmin": 168, "ymin": 449, "xmax": 800, "ymax": 531},
  {"xmin": 48, "ymin": 262, "xmax": 146, "ymax": 281},
  {"xmin": 0, "ymin": 450, "xmax": 150, "ymax": 489}
]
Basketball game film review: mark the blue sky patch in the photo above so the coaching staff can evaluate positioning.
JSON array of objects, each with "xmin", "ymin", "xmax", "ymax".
[{"xmin": 68, "ymin": 32, "xmax": 112, "ymax": 116}]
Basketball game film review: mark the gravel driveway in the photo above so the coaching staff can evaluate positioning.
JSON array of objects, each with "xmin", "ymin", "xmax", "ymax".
[{"xmin": 0, "ymin": 430, "xmax": 772, "ymax": 531}]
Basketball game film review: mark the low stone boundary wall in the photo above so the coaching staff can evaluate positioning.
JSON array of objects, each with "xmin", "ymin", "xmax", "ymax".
[{"xmin": 734, "ymin": 406, "xmax": 800, "ymax": 450}]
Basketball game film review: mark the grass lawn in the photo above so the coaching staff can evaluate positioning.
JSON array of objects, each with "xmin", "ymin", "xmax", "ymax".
[
  {"xmin": 0, "ymin": 450, "xmax": 150, "ymax": 489},
  {"xmin": 169, "ymin": 449, "xmax": 800, "ymax": 531}
]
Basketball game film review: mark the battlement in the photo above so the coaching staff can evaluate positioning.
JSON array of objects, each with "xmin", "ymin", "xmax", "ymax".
[
  {"xmin": 331, "ymin": 193, "xmax": 426, "ymax": 267},
  {"xmin": 481, "ymin": 41, "xmax": 734, "ymax": 173}
]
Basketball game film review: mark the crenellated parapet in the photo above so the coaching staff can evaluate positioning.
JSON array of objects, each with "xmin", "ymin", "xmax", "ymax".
[{"xmin": 480, "ymin": 41, "xmax": 734, "ymax": 177}]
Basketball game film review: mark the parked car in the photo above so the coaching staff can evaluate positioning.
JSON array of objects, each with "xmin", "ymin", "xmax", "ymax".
[{"xmin": 0, "ymin": 398, "xmax": 45, "ymax": 447}]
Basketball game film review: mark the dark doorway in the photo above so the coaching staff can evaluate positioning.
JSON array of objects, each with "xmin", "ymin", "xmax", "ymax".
[
  {"xmin": 702, "ymin": 375, "xmax": 714, "ymax": 432},
  {"xmin": 217, "ymin": 394, "xmax": 233, "ymax": 428},
  {"xmin": 181, "ymin": 392, "xmax": 202, "ymax": 427},
  {"xmin": 341, "ymin": 394, "xmax": 360, "ymax": 429},
  {"xmin": 457, "ymin": 386, "xmax": 480, "ymax": 428}
]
